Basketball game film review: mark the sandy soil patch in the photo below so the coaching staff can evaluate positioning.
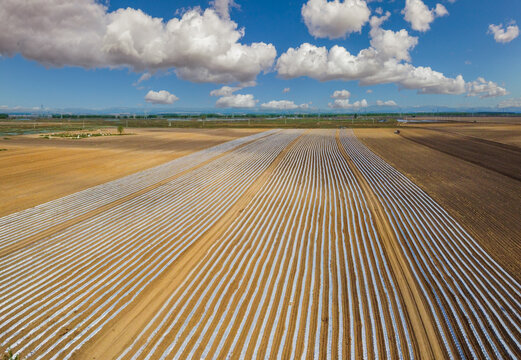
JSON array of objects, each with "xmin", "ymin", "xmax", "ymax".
[{"xmin": 0, "ymin": 128, "xmax": 262, "ymax": 216}]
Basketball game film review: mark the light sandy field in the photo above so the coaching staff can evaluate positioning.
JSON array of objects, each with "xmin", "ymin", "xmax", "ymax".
[
  {"xmin": 0, "ymin": 129, "xmax": 520, "ymax": 359},
  {"xmin": 0, "ymin": 128, "xmax": 263, "ymax": 217}
]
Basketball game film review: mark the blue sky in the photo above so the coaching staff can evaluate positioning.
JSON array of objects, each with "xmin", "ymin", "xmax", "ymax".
[{"xmin": 1, "ymin": 0, "xmax": 520, "ymax": 112}]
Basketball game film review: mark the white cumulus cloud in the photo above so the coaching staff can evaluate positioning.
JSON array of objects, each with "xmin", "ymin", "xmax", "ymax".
[
  {"xmin": 376, "ymin": 100, "xmax": 398, "ymax": 106},
  {"xmin": 331, "ymin": 90, "xmax": 351, "ymax": 99},
  {"xmin": 370, "ymin": 12, "xmax": 418, "ymax": 62},
  {"xmin": 211, "ymin": 0, "xmax": 239, "ymax": 20},
  {"xmin": 488, "ymin": 23, "xmax": 519, "ymax": 44},
  {"xmin": 210, "ymin": 81, "xmax": 257, "ymax": 97},
  {"xmin": 434, "ymin": 4, "xmax": 449, "ymax": 17},
  {"xmin": 403, "ymin": 0, "xmax": 448, "ymax": 32},
  {"xmin": 276, "ymin": 43, "xmax": 465, "ymax": 95},
  {"xmin": 0, "ymin": 0, "xmax": 276, "ymax": 84},
  {"xmin": 329, "ymin": 99, "xmax": 368, "ymax": 109},
  {"xmin": 302, "ymin": 0, "xmax": 371, "ymax": 39},
  {"xmin": 210, "ymin": 86, "xmax": 242, "ymax": 97},
  {"xmin": 215, "ymin": 94, "xmax": 257, "ymax": 108},
  {"xmin": 277, "ymin": 12, "xmax": 504, "ymax": 97},
  {"xmin": 261, "ymin": 100, "xmax": 310, "ymax": 110},
  {"xmin": 466, "ymin": 78, "xmax": 508, "ymax": 98},
  {"xmin": 145, "ymin": 90, "xmax": 179, "ymax": 104}
]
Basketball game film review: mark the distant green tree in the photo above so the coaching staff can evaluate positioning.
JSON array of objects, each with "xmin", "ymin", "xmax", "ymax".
[{"xmin": 117, "ymin": 125, "xmax": 124, "ymax": 135}]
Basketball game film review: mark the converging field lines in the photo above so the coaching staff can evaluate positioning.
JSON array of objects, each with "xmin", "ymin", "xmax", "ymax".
[{"xmin": 0, "ymin": 129, "xmax": 520, "ymax": 359}]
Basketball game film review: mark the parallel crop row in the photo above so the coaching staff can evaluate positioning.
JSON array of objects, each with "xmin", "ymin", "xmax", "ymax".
[
  {"xmin": 2, "ymin": 129, "xmax": 519, "ymax": 359},
  {"xmin": 119, "ymin": 130, "xmax": 414, "ymax": 359},
  {"xmin": 0, "ymin": 130, "xmax": 297, "ymax": 359},
  {"xmin": 340, "ymin": 129, "xmax": 521, "ymax": 359},
  {"xmin": 0, "ymin": 130, "xmax": 276, "ymax": 249}
]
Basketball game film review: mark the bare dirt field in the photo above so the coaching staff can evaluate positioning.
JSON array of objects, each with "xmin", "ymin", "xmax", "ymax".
[
  {"xmin": 355, "ymin": 127, "xmax": 521, "ymax": 280},
  {"xmin": 409, "ymin": 122, "xmax": 521, "ymax": 148},
  {"xmin": 1, "ymin": 129, "xmax": 520, "ymax": 359},
  {"xmin": 412, "ymin": 116, "xmax": 521, "ymax": 124},
  {"xmin": 0, "ymin": 128, "xmax": 262, "ymax": 216},
  {"xmin": 396, "ymin": 127, "xmax": 521, "ymax": 181}
]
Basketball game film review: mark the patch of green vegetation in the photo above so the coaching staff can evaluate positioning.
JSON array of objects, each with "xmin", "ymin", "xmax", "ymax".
[
  {"xmin": 3, "ymin": 137, "xmax": 10, "ymax": 140},
  {"xmin": 52, "ymin": 133, "xmax": 91, "ymax": 139},
  {"xmin": 0, "ymin": 123, "xmax": 96, "ymax": 137},
  {"xmin": 42, "ymin": 130, "xmax": 133, "ymax": 139},
  {"xmin": 2, "ymin": 348, "xmax": 19, "ymax": 360},
  {"xmin": 0, "ymin": 149, "xmax": 7, "ymax": 151}
]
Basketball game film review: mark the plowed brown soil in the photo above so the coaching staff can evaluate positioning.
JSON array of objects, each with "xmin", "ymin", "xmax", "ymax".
[
  {"xmin": 397, "ymin": 128, "xmax": 521, "ymax": 181},
  {"xmin": 411, "ymin": 116, "xmax": 521, "ymax": 124},
  {"xmin": 355, "ymin": 128, "xmax": 521, "ymax": 281},
  {"xmin": 410, "ymin": 123, "xmax": 521, "ymax": 148}
]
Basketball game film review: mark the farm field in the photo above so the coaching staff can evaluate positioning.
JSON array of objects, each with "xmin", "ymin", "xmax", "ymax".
[
  {"xmin": 1, "ymin": 129, "xmax": 520, "ymax": 359},
  {"xmin": 410, "ymin": 123, "xmax": 521, "ymax": 148},
  {"xmin": 412, "ymin": 116, "xmax": 521, "ymax": 125},
  {"xmin": 355, "ymin": 127, "xmax": 521, "ymax": 279},
  {"xmin": 395, "ymin": 127, "xmax": 521, "ymax": 181},
  {"xmin": 0, "ymin": 128, "xmax": 263, "ymax": 217}
]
